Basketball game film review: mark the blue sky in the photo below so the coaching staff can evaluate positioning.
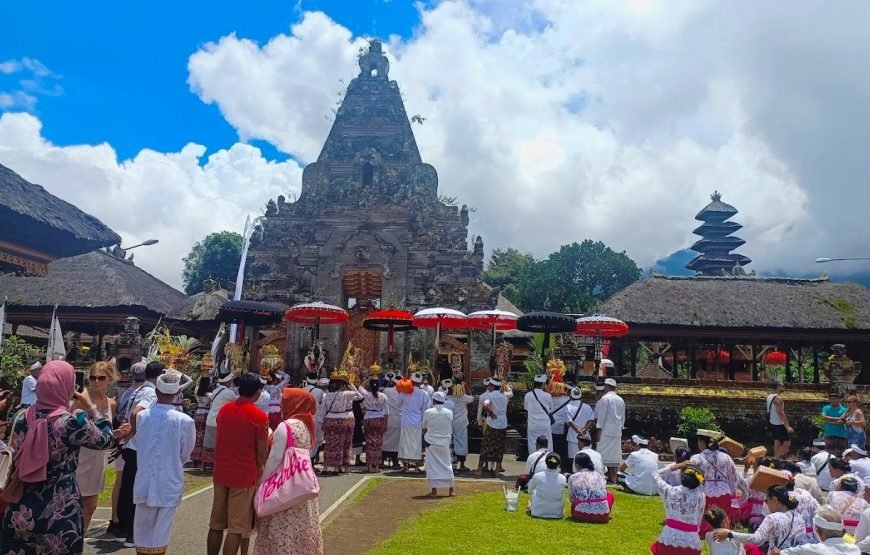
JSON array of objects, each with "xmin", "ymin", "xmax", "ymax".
[{"xmin": 0, "ymin": 0, "xmax": 422, "ymax": 161}]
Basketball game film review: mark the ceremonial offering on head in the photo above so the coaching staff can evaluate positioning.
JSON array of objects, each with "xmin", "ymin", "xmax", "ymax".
[
  {"xmin": 749, "ymin": 465, "xmax": 790, "ymax": 492},
  {"xmin": 719, "ymin": 437, "xmax": 744, "ymax": 459},
  {"xmin": 745, "ymin": 446, "xmax": 767, "ymax": 465},
  {"xmin": 669, "ymin": 437, "xmax": 689, "ymax": 453}
]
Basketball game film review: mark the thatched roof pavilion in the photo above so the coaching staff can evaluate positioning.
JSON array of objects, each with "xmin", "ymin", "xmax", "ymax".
[
  {"xmin": 0, "ymin": 249, "xmax": 186, "ymax": 333},
  {"xmin": 597, "ymin": 274, "xmax": 870, "ymax": 383},
  {"xmin": 0, "ymin": 163, "xmax": 121, "ymax": 275}
]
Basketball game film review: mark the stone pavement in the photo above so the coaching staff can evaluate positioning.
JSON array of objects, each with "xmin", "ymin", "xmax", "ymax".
[{"xmin": 83, "ymin": 454, "xmax": 526, "ymax": 554}]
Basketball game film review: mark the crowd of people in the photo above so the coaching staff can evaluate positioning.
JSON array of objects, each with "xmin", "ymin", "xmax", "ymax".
[{"xmin": 4, "ymin": 355, "xmax": 870, "ymax": 554}]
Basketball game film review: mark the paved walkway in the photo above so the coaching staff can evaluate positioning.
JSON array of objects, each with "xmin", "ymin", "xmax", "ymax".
[{"xmin": 84, "ymin": 454, "xmax": 526, "ymax": 554}]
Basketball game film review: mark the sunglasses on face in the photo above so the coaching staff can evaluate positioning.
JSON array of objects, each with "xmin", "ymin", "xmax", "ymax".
[{"xmin": 89, "ymin": 375, "xmax": 109, "ymax": 382}]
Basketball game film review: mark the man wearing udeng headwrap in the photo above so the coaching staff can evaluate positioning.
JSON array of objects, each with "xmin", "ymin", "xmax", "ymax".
[{"xmin": 774, "ymin": 506, "xmax": 860, "ymax": 554}]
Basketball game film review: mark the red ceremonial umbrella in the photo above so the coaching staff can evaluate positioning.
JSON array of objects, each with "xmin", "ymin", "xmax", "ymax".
[
  {"xmin": 467, "ymin": 309, "xmax": 519, "ymax": 350},
  {"xmin": 412, "ymin": 308, "xmax": 468, "ymax": 371},
  {"xmin": 575, "ymin": 314, "xmax": 629, "ymax": 364},
  {"xmin": 705, "ymin": 349, "xmax": 731, "ymax": 365},
  {"xmin": 765, "ymin": 350, "xmax": 787, "ymax": 366},
  {"xmin": 285, "ymin": 301, "xmax": 349, "ymax": 344},
  {"xmin": 363, "ymin": 308, "xmax": 414, "ymax": 356}
]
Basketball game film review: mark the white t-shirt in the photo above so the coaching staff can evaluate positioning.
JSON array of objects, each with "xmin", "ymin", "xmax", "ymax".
[
  {"xmin": 528, "ymin": 469, "xmax": 567, "ymax": 519},
  {"xmin": 524, "ymin": 388, "xmax": 553, "ymax": 429},
  {"xmin": 206, "ymin": 384, "xmax": 238, "ymax": 427},
  {"xmin": 565, "ymin": 400, "xmax": 596, "ymax": 442},
  {"xmin": 20, "ymin": 375, "xmax": 37, "ymax": 406},
  {"xmin": 550, "ymin": 396, "xmax": 571, "ymax": 435},
  {"xmin": 125, "ymin": 382, "xmax": 158, "ymax": 451},
  {"xmin": 484, "ymin": 391, "xmax": 509, "ymax": 429},
  {"xmin": 595, "ymin": 391, "xmax": 625, "ymax": 437},
  {"xmin": 526, "ymin": 448, "xmax": 549, "ymax": 475},
  {"xmin": 423, "ymin": 405, "xmax": 454, "ymax": 446},
  {"xmin": 812, "ymin": 450, "xmax": 834, "ymax": 491},
  {"xmin": 582, "ymin": 446, "xmax": 606, "ymax": 477},
  {"xmin": 851, "ymin": 457, "xmax": 870, "ymax": 481}
]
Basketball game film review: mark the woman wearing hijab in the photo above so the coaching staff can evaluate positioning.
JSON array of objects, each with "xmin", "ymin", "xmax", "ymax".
[
  {"xmin": 255, "ymin": 388, "xmax": 323, "ymax": 554},
  {"xmin": 0, "ymin": 360, "xmax": 124, "ymax": 554}
]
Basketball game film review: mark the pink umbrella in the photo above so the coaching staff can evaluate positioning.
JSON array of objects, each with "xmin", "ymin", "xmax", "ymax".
[{"xmin": 467, "ymin": 309, "xmax": 519, "ymax": 349}]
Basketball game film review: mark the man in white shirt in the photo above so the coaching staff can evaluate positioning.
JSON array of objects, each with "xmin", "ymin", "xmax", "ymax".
[
  {"xmin": 525, "ymin": 435, "xmax": 550, "ymax": 476},
  {"xmin": 577, "ymin": 436, "xmax": 605, "ymax": 477},
  {"xmin": 20, "ymin": 361, "xmax": 41, "ymax": 407},
  {"xmin": 302, "ymin": 373, "xmax": 326, "ymax": 461},
  {"xmin": 423, "ymin": 391, "xmax": 455, "ymax": 497},
  {"xmin": 844, "ymin": 445, "xmax": 870, "ymax": 480},
  {"xmin": 117, "ymin": 361, "xmax": 163, "ymax": 546},
  {"xmin": 813, "ymin": 440, "xmax": 834, "ymax": 491},
  {"xmin": 617, "ymin": 435, "xmax": 660, "ymax": 496},
  {"xmin": 475, "ymin": 378, "xmax": 509, "ymax": 475},
  {"xmin": 382, "ymin": 373, "xmax": 402, "ymax": 468},
  {"xmin": 524, "ymin": 374, "xmax": 553, "ymax": 455},
  {"xmin": 595, "ymin": 377, "xmax": 626, "ymax": 483},
  {"xmin": 397, "ymin": 372, "xmax": 430, "ymax": 472},
  {"xmin": 133, "ymin": 370, "xmax": 196, "ymax": 555},
  {"xmin": 445, "ymin": 376, "xmax": 474, "ymax": 472},
  {"xmin": 778, "ymin": 506, "xmax": 860, "ymax": 554},
  {"xmin": 565, "ymin": 387, "xmax": 596, "ymax": 461},
  {"xmin": 550, "ymin": 383, "xmax": 572, "ymax": 472}
]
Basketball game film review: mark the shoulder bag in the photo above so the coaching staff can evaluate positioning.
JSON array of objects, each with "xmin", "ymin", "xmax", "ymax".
[
  {"xmin": 564, "ymin": 403, "xmax": 585, "ymax": 436},
  {"xmin": 254, "ymin": 421, "xmax": 320, "ymax": 517},
  {"xmin": 532, "ymin": 390, "xmax": 556, "ymax": 426}
]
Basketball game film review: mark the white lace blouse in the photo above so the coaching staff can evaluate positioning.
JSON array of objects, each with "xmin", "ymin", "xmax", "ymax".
[
  {"xmin": 653, "ymin": 464, "xmax": 706, "ymax": 550},
  {"xmin": 731, "ymin": 511, "xmax": 804, "ymax": 554},
  {"xmin": 828, "ymin": 490, "xmax": 869, "ymax": 534},
  {"xmin": 690, "ymin": 449, "xmax": 748, "ymax": 503},
  {"xmin": 568, "ymin": 469, "xmax": 609, "ymax": 516}
]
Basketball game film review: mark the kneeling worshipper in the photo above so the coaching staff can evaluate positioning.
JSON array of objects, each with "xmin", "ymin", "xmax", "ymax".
[
  {"xmin": 826, "ymin": 475, "xmax": 868, "ymax": 536},
  {"xmin": 528, "ymin": 453, "xmax": 567, "ymax": 519},
  {"xmin": 423, "ymin": 391, "xmax": 455, "ymax": 497},
  {"xmin": 773, "ymin": 506, "xmax": 860, "ymax": 555},
  {"xmin": 650, "ymin": 462, "xmax": 706, "ymax": 555},
  {"xmin": 713, "ymin": 485, "xmax": 805, "ymax": 554},
  {"xmin": 618, "ymin": 435, "xmax": 660, "ymax": 495},
  {"xmin": 691, "ymin": 429, "xmax": 749, "ymax": 532},
  {"xmin": 782, "ymin": 471, "xmax": 821, "ymax": 545},
  {"xmin": 568, "ymin": 452, "xmax": 612, "ymax": 523},
  {"xmin": 133, "ymin": 370, "xmax": 196, "ymax": 555}
]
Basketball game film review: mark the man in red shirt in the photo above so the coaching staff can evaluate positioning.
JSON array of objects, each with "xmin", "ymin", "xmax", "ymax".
[{"xmin": 206, "ymin": 373, "xmax": 268, "ymax": 555}]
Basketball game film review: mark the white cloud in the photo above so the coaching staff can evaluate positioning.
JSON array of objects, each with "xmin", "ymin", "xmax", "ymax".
[
  {"xmin": 186, "ymin": 2, "xmax": 867, "ymax": 276},
  {"xmin": 0, "ymin": 57, "xmax": 62, "ymax": 110},
  {"xmin": 0, "ymin": 112, "xmax": 303, "ymax": 290}
]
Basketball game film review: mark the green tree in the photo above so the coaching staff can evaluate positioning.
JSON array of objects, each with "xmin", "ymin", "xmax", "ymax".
[
  {"xmin": 182, "ymin": 231, "xmax": 243, "ymax": 295},
  {"xmin": 516, "ymin": 240, "xmax": 641, "ymax": 313},
  {"xmin": 482, "ymin": 248, "xmax": 537, "ymax": 306},
  {"xmin": 0, "ymin": 335, "xmax": 44, "ymax": 392}
]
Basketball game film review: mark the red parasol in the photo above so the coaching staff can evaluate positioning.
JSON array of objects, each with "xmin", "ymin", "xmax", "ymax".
[
  {"xmin": 285, "ymin": 301, "xmax": 349, "ymax": 347},
  {"xmin": 363, "ymin": 308, "xmax": 414, "ymax": 356},
  {"xmin": 765, "ymin": 350, "xmax": 787, "ymax": 366},
  {"xmin": 705, "ymin": 349, "xmax": 731, "ymax": 365},
  {"xmin": 467, "ymin": 309, "xmax": 519, "ymax": 349},
  {"xmin": 413, "ymin": 308, "xmax": 468, "ymax": 370},
  {"xmin": 575, "ymin": 314, "xmax": 629, "ymax": 364}
]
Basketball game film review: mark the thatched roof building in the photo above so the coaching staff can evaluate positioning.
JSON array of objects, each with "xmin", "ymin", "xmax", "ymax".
[
  {"xmin": 0, "ymin": 163, "xmax": 121, "ymax": 275},
  {"xmin": 597, "ymin": 275, "xmax": 870, "ymax": 382},
  {"xmin": 0, "ymin": 249, "xmax": 186, "ymax": 332}
]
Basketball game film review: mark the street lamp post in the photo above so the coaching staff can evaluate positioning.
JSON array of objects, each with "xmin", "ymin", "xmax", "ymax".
[{"xmin": 121, "ymin": 239, "xmax": 159, "ymax": 250}]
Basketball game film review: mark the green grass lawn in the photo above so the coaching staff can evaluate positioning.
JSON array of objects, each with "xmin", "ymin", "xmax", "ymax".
[
  {"xmin": 97, "ymin": 467, "xmax": 214, "ymax": 507},
  {"xmin": 369, "ymin": 488, "xmax": 666, "ymax": 555}
]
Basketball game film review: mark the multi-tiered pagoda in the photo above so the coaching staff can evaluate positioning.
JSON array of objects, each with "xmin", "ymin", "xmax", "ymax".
[{"xmin": 686, "ymin": 191, "xmax": 751, "ymax": 276}]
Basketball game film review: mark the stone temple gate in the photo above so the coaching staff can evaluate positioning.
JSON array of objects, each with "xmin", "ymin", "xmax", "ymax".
[{"xmin": 246, "ymin": 39, "xmax": 496, "ymax": 374}]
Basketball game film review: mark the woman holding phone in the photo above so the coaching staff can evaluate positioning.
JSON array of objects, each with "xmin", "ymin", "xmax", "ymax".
[{"xmin": 73, "ymin": 360, "xmax": 119, "ymax": 534}]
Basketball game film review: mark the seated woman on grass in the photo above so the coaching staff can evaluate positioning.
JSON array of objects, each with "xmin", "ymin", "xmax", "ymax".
[
  {"xmin": 527, "ymin": 453, "xmax": 567, "ymax": 519},
  {"xmin": 568, "ymin": 452, "xmax": 611, "ymax": 523}
]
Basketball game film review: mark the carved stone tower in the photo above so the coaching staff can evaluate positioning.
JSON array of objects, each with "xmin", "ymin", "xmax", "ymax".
[{"xmin": 246, "ymin": 39, "xmax": 495, "ymax": 372}]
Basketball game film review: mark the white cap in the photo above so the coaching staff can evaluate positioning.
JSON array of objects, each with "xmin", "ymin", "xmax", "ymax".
[
  {"xmin": 533, "ymin": 374, "xmax": 548, "ymax": 384},
  {"xmin": 569, "ymin": 387, "xmax": 583, "ymax": 400},
  {"xmin": 845, "ymin": 445, "xmax": 868, "ymax": 458},
  {"xmin": 813, "ymin": 514, "xmax": 845, "ymax": 532},
  {"xmin": 441, "ymin": 379, "xmax": 453, "ymax": 388},
  {"xmin": 604, "ymin": 378, "xmax": 617, "ymax": 387},
  {"xmin": 305, "ymin": 376, "xmax": 318, "ymax": 385},
  {"xmin": 600, "ymin": 359, "xmax": 614, "ymax": 368},
  {"xmin": 217, "ymin": 372, "xmax": 235, "ymax": 384},
  {"xmin": 411, "ymin": 372, "xmax": 423, "ymax": 384},
  {"xmin": 156, "ymin": 370, "xmax": 184, "ymax": 395},
  {"xmin": 385, "ymin": 372, "xmax": 396, "ymax": 382},
  {"xmin": 30, "ymin": 361, "xmax": 43, "ymax": 371},
  {"xmin": 433, "ymin": 391, "xmax": 447, "ymax": 403},
  {"xmin": 317, "ymin": 377, "xmax": 329, "ymax": 387},
  {"xmin": 483, "ymin": 377, "xmax": 492, "ymax": 386},
  {"xmin": 813, "ymin": 439, "xmax": 827, "ymax": 448},
  {"xmin": 489, "ymin": 378, "xmax": 502, "ymax": 387},
  {"xmin": 595, "ymin": 385, "xmax": 605, "ymax": 391},
  {"xmin": 631, "ymin": 434, "xmax": 649, "ymax": 446}
]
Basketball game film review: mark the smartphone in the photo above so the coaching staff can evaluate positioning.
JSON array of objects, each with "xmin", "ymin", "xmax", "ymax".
[{"xmin": 75, "ymin": 370, "xmax": 85, "ymax": 392}]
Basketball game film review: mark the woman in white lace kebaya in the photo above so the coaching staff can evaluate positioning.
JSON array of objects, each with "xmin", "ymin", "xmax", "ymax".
[
  {"xmin": 690, "ymin": 430, "xmax": 748, "ymax": 537},
  {"xmin": 568, "ymin": 452, "xmax": 611, "ymax": 523},
  {"xmin": 826, "ymin": 474, "xmax": 869, "ymax": 535},
  {"xmin": 712, "ymin": 486, "xmax": 804, "ymax": 555},
  {"xmin": 650, "ymin": 462, "xmax": 706, "ymax": 555}
]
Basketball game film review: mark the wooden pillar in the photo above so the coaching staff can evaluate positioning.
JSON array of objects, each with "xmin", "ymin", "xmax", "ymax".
[
  {"xmin": 751, "ymin": 343, "xmax": 759, "ymax": 381},
  {"xmin": 728, "ymin": 342, "xmax": 736, "ymax": 381},
  {"xmin": 813, "ymin": 346, "xmax": 820, "ymax": 384},
  {"xmin": 630, "ymin": 340, "xmax": 637, "ymax": 377},
  {"xmin": 688, "ymin": 339, "xmax": 697, "ymax": 379},
  {"xmin": 785, "ymin": 343, "xmax": 793, "ymax": 383}
]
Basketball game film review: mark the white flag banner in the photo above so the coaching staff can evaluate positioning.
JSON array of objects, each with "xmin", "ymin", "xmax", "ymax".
[
  {"xmin": 46, "ymin": 309, "xmax": 66, "ymax": 362},
  {"xmin": 0, "ymin": 301, "xmax": 6, "ymax": 356},
  {"xmin": 229, "ymin": 216, "xmax": 257, "ymax": 343}
]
